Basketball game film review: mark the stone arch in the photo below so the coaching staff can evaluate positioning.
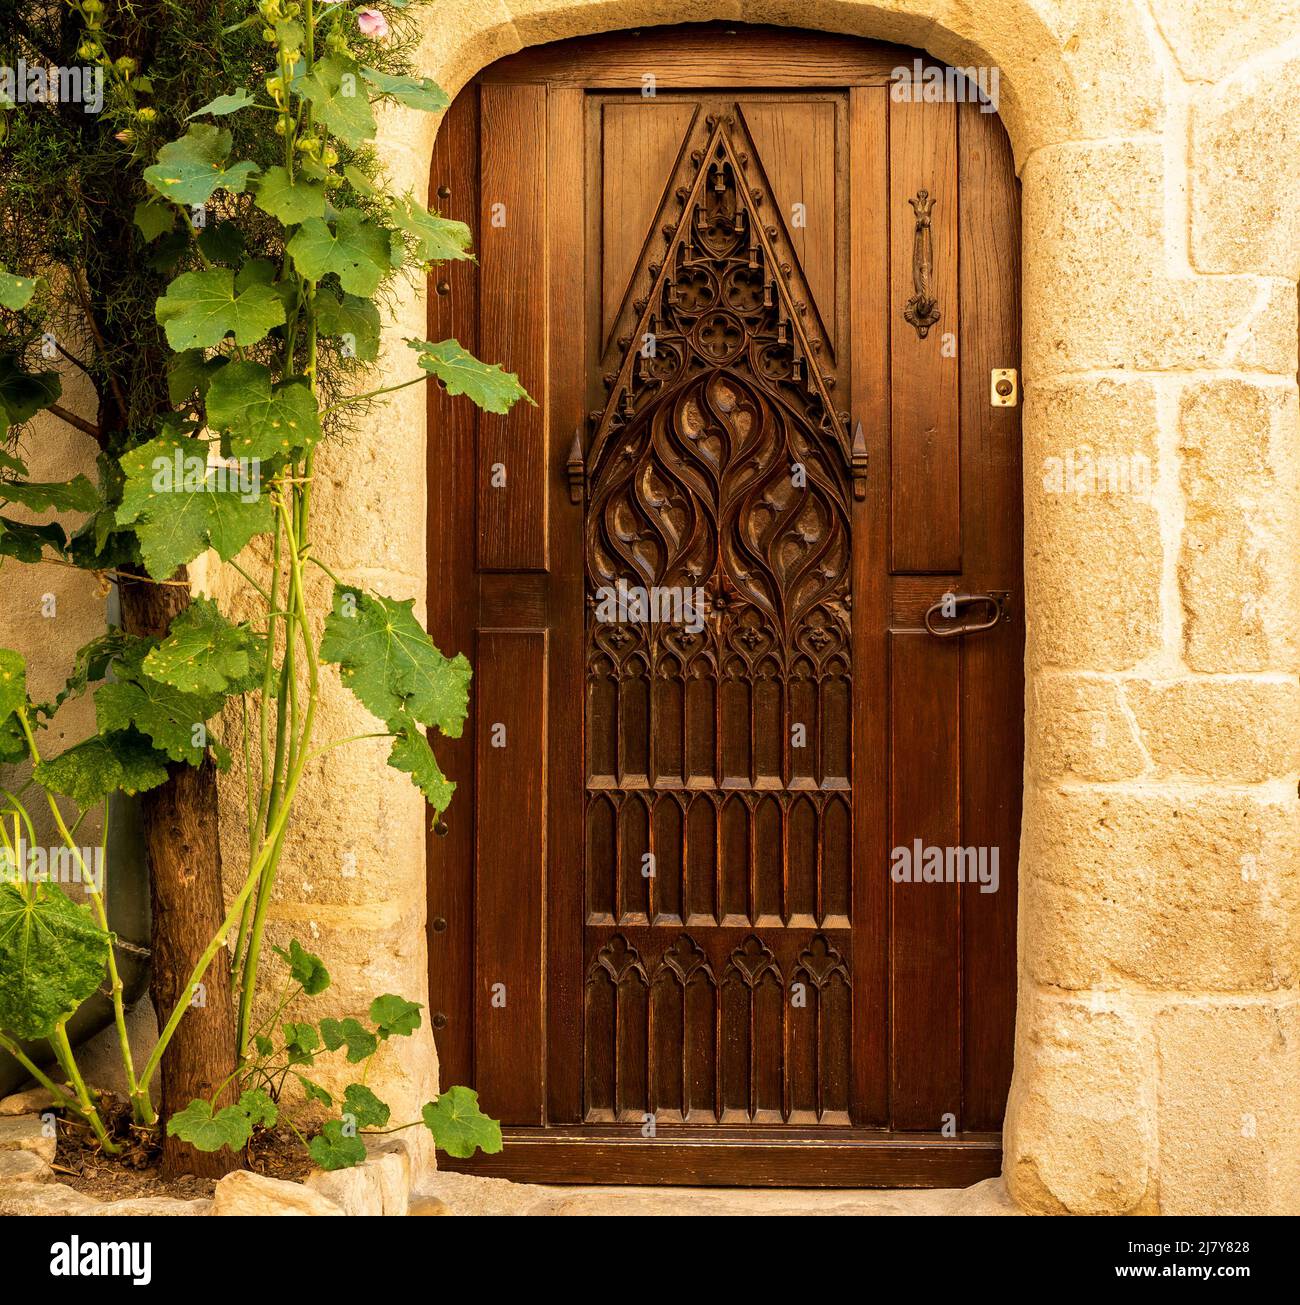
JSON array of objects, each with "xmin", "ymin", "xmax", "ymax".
[{"xmin": 309, "ymin": 0, "xmax": 1299, "ymax": 1214}]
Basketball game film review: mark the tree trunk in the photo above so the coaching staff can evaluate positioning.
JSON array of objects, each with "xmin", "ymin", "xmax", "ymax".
[{"xmin": 119, "ymin": 572, "xmax": 242, "ymax": 1180}]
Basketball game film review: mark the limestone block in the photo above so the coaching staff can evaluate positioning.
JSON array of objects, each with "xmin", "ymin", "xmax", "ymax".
[
  {"xmin": 1191, "ymin": 47, "xmax": 1300, "ymax": 276},
  {"xmin": 1002, "ymin": 991, "xmax": 1156, "ymax": 1214},
  {"xmin": 1150, "ymin": 0, "xmax": 1300, "ymax": 84},
  {"xmin": 1021, "ymin": 786, "xmax": 1300, "ymax": 991},
  {"xmin": 0, "ymin": 1088, "xmax": 59, "ymax": 1116},
  {"xmin": 409, "ymin": 1194, "xmax": 452, "ymax": 1215},
  {"xmin": 1178, "ymin": 381, "xmax": 1300, "ymax": 673},
  {"xmin": 365, "ymin": 1138, "xmax": 412, "ymax": 1216},
  {"xmin": 0, "ymin": 1115, "xmax": 57, "ymax": 1164},
  {"xmin": 306, "ymin": 1161, "xmax": 384, "ymax": 1217},
  {"xmin": 1156, "ymin": 1001, "xmax": 1300, "ymax": 1215},
  {"xmin": 1024, "ymin": 378, "xmax": 1163, "ymax": 670},
  {"xmin": 0, "ymin": 1149, "xmax": 52, "ymax": 1184},
  {"xmin": 1023, "ymin": 142, "xmax": 1296, "ymax": 375},
  {"xmin": 1125, "ymin": 677, "xmax": 1300, "ymax": 782},
  {"xmin": 1027, "ymin": 673, "xmax": 1148, "ymax": 782},
  {"xmin": 87, "ymin": 1198, "xmax": 213, "ymax": 1216},
  {"xmin": 211, "ymin": 1170, "xmax": 345, "ymax": 1216},
  {"xmin": 0, "ymin": 1183, "xmax": 99, "ymax": 1215}
]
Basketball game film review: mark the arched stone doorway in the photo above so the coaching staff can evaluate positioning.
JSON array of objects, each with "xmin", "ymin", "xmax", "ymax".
[{"xmin": 276, "ymin": 0, "xmax": 1300, "ymax": 1215}]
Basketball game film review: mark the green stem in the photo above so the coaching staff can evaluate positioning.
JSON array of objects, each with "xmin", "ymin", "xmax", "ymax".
[
  {"xmin": 237, "ymin": 495, "xmax": 318, "ymax": 1059},
  {"xmin": 50, "ymin": 1023, "xmax": 116, "ymax": 1153},
  {"xmin": 0, "ymin": 1031, "xmax": 80, "ymax": 1115},
  {"xmin": 320, "ymin": 373, "xmax": 424, "ymax": 417},
  {"xmin": 16, "ymin": 713, "xmax": 149, "ymax": 1123}
]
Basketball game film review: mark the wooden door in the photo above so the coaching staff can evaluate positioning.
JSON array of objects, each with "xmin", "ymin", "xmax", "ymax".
[{"xmin": 427, "ymin": 25, "xmax": 1022, "ymax": 1187}]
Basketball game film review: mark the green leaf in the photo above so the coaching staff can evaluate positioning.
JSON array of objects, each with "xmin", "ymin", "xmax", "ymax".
[
  {"xmin": 308, "ymin": 1120, "xmax": 367, "ymax": 1171},
  {"xmin": 421, "ymin": 1088, "xmax": 502, "ymax": 1160},
  {"xmin": 255, "ymin": 1034, "xmax": 275, "ymax": 1059},
  {"xmin": 0, "ymin": 649, "xmax": 26, "ymax": 720},
  {"xmin": 187, "ymin": 88, "xmax": 257, "ymax": 119},
  {"xmin": 237, "ymin": 1087, "xmax": 278, "ymax": 1129},
  {"xmin": 33, "ymin": 730, "xmax": 170, "ymax": 804},
  {"xmin": 283, "ymin": 1020, "xmax": 320, "ymax": 1065},
  {"xmin": 318, "ymin": 1016, "xmax": 377, "ymax": 1064},
  {"xmin": 320, "ymin": 585, "xmax": 470, "ymax": 734},
  {"xmin": 0, "ymin": 714, "xmax": 27, "ymax": 764},
  {"xmin": 197, "ymin": 220, "xmax": 246, "ymax": 266},
  {"xmin": 155, "ymin": 268, "xmax": 286, "ymax": 350},
  {"xmin": 143, "ymin": 125, "xmax": 259, "ymax": 208},
  {"xmin": 165, "ymin": 1099, "xmax": 253, "ymax": 1153},
  {"xmin": 342, "ymin": 164, "xmax": 378, "ymax": 198},
  {"xmin": 388, "ymin": 718, "xmax": 454, "ymax": 814},
  {"xmin": 205, "ymin": 361, "xmax": 321, "ymax": 461},
  {"xmin": 341, "ymin": 1084, "xmax": 390, "ymax": 1129},
  {"xmin": 0, "ymin": 268, "xmax": 40, "ymax": 310},
  {"xmin": 287, "ymin": 212, "xmax": 390, "ymax": 297},
  {"xmin": 253, "ymin": 165, "xmax": 326, "ymax": 225},
  {"xmin": 133, "ymin": 199, "xmax": 176, "ymax": 243},
  {"xmin": 166, "ymin": 350, "xmax": 224, "ymax": 407},
  {"xmin": 369, "ymin": 993, "xmax": 422, "ymax": 1039},
  {"xmin": 273, "ymin": 939, "xmax": 331, "ymax": 996},
  {"xmin": 0, "ymin": 476, "xmax": 99, "ymax": 514},
  {"xmin": 142, "ymin": 597, "xmax": 265, "ymax": 695},
  {"xmin": 296, "ymin": 1074, "xmax": 333, "ymax": 1108},
  {"xmin": 147, "ymin": 230, "xmax": 191, "ymax": 275},
  {"xmin": 389, "ymin": 197, "xmax": 472, "ymax": 265},
  {"xmin": 407, "ymin": 338, "xmax": 532, "ymax": 416},
  {"xmin": 360, "ymin": 67, "xmax": 448, "ymax": 112},
  {"xmin": 0, "ymin": 882, "xmax": 111, "ymax": 1041},
  {"xmin": 296, "ymin": 56, "xmax": 376, "ymax": 148},
  {"xmin": 0, "ymin": 518, "xmax": 65, "ymax": 563},
  {"xmin": 117, "ymin": 432, "xmax": 274, "ymax": 579},
  {"xmin": 95, "ymin": 665, "xmax": 224, "ymax": 768},
  {"xmin": 315, "ymin": 290, "xmax": 380, "ymax": 363},
  {"xmin": 0, "ymin": 354, "xmax": 61, "ymax": 427}
]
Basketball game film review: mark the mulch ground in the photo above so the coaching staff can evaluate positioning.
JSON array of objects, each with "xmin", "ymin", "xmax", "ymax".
[{"xmin": 53, "ymin": 1098, "xmax": 312, "ymax": 1202}]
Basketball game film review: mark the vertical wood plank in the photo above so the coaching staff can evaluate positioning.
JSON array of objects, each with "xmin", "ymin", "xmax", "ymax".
[
  {"xmin": 889, "ymin": 96, "xmax": 959, "ymax": 574},
  {"xmin": 546, "ymin": 87, "xmax": 588, "ymax": 1124},
  {"xmin": 426, "ymin": 83, "xmax": 479, "ymax": 1092},
  {"xmin": 849, "ymin": 85, "xmax": 890, "ymax": 1128},
  {"xmin": 889, "ymin": 631, "xmax": 962, "ymax": 1130},
  {"xmin": 478, "ymin": 83, "xmax": 548, "ymax": 572},
  {"xmin": 474, "ymin": 630, "xmax": 548, "ymax": 1123},
  {"xmin": 958, "ymin": 100, "xmax": 1023, "ymax": 1131}
]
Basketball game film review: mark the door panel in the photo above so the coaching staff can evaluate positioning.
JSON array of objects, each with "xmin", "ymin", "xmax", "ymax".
[{"xmin": 427, "ymin": 25, "xmax": 1022, "ymax": 1186}]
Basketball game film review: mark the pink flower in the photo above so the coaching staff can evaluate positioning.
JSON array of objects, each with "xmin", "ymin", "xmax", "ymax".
[{"xmin": 356, "ymin": 8, "xmax": 389, "ymax": 38}]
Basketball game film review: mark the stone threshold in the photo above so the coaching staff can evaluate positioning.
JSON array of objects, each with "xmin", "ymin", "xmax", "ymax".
[{"xmin": 414, "ymin": 1169, "xmax": 1024, "ymax": 1216}]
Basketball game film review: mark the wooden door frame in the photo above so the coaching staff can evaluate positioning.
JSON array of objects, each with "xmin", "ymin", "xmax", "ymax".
[{"xmin": 426, "ymin": 23, "xmax": 1017, "ymax": 1187}]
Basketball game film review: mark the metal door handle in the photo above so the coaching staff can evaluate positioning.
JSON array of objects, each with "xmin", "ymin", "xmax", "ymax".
[{"xmin": 923, "ymin": 592, "xmax": 1008, "ymax": 638}]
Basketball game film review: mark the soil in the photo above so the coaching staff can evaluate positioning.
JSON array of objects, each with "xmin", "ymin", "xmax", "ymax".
[{"xmin": 54, "ymin": 1098, "xmax": 313, "ymax": 1203}]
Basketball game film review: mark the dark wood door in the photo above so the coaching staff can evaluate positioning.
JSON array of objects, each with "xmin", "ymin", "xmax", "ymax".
[{"xmin": 428, "ymin": 25, "xmax": 1022, "ymax": 1187}]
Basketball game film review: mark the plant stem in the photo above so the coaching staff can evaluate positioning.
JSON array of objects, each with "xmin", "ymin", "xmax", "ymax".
[
  {"xmin": 50, "ymin": 1023, "xmax": 117, "ymax": 1153},
  {"xmin": 16, "ymin": 713, "xmax": 150, "ymax": 1123},
  {"xmin": 0, "ymin": 1032, "xmax": 80, "ymax": 1115},
  {"xmin": 320, "ymin": 373, "xmax": 424, "ymax": 416}
]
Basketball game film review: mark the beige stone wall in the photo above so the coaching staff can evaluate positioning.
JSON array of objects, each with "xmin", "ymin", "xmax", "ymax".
[{"xmin": 3, "ymin": 0, "xmax": 1297, "ymax": 1212}]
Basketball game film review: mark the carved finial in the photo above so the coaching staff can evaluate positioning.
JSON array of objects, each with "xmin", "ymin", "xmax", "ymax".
[
  {"xmin": 565, "ymin": 430, "xmax": 585, "ymax": 505},
  {"xmin": 851, "ymin": 420, "xmax": 868, "ymax": 500}
]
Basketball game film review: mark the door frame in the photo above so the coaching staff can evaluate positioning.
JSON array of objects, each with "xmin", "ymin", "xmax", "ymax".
[{"xmin": 426, "ymin": 24, "xmax": 1019, "ymax": 1187}]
